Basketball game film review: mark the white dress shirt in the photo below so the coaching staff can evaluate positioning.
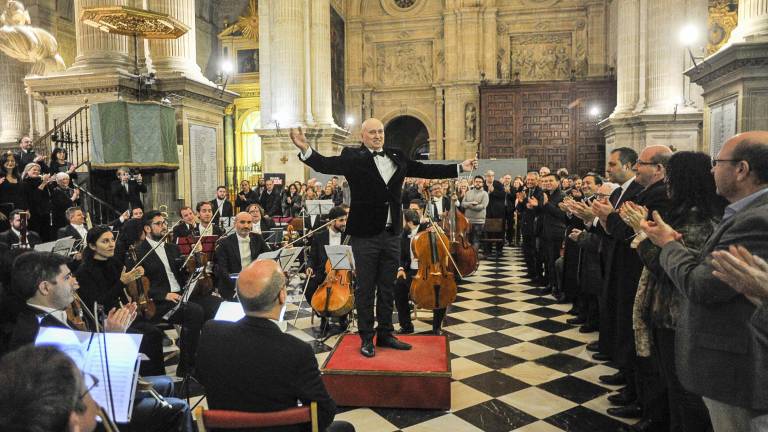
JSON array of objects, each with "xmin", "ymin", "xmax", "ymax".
[
  {"xmin": 237, "ymin": 234, "xmax": 253, "ymax": 269},
  {"xmin": 146, "ymin": 238, "xmax": 182, "ymax": 293},
  {"xmin": 328, "ymin": 228, "xmax": 342, "ymax": 246},
  {"xmin": 252, "ymin": 220, "xmax": 262, "ymax": 234},
  {"xmin": 71, "ymin": 223, "xmax": 88, "ymax": 239},
  {"xmin": 432, "ymin": 197, "xmax": 445, "ymax": 215},
  {"xmin": 29, "ymin": 302, "xmax": 69, "ymax": 327},
  {"xmin": 408, "ymin": 229, "xmax": 419, "ymax": 270}
]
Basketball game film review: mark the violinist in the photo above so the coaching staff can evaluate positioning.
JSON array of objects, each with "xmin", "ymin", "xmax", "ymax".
[
  {"xmin": 0, "ymin": 209, "xmax": 41, "ymax": 249},
  {"xmin": 290, "ymin": 118, "xmax": 477, "ymax": 358},
  {"xmin": 172, "ymin": 205, "xmax": 198, "ymax": 239},
  {"xmin": 130, "ymin": 211, "xmax": 221, "ymax": 377},
  {"xmin": 214, "ymin": 211, "xmax": 271, "ymax": 300},
  {"xmin": 394, "ymin": 209, "xmax": 426, "ymax": 334},
  {"xmin": 305, "ymin": 206, "xmax": 348, "ymax": 333},
  {"xmin": 246, "ymin": 203, "xmax": 276, "ymax": 234},
  {"xmin": 74, "ymin": 225, "xmax": 166, "ymax": 376},
  {"xmin": 195, "ymin": 201, "xmax": 225, "ymax": 236},
  {"xmin": 429, "ymin": 183, "xmax": 450, "ymax": 222}
]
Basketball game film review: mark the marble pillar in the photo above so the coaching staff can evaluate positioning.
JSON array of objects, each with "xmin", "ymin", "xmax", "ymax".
[
  {"xmin": 310, "ymin": 0, "xmax": 334, "ymax": 126},
  {"xmin": 147, "ymin": 0, "xmax": 207, "ymax": 82},
  {"xmin": 265, "ymin": 0, "xmax": 305, "ymax": 126},
  {"xmin": 612, "ymin": 0, "xmax": 640, "ymax": 116},
  {"xmin": 0, "ymin": 54, "xmax": 29, "ymax": 144},
  {"xmin": 70, "ymin": 0, "xmax": 132, "ymax": 72},
  {"xmin": 731, "ymin": 0, "xmax": 768, "ymax": 42},
  {"xmin": 646, "ymin": 0, "xmax": 685, "ymax": 113}
]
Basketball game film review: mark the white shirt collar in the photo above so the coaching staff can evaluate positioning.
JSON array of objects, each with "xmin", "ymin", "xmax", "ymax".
[
  {"xmin": 27, "ymin": 301, "xmax": 69, "ymax": 327},
  {"xmin": 11, "ymin": 227, "xmax": 21, "ymax": 238}
]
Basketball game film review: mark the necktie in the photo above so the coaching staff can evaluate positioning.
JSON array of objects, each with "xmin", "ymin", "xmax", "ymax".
[{"xmin": 373, "ymin": 151, "xmax": 385, "ymax": 157}]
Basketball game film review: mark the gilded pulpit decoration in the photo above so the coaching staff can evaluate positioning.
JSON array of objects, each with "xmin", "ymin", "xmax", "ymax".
[
  {"xmin": 0, "ymin": 1, "xmax": 65, "ymax": 75},
  {"xmin": 708, "ymin": 0, "xmax": 738, "ymax": 55},
  {"xmin": 80, "ymin": 6, "xmax": 189, "ymax": 39},
  {"xmin": 465, "ymin": 103, "xmax": 477, "ymax": 142},
  {"xmin": 510, "ymin": 33, "xmax": 574, "ymax": 81},
  {"xmin": 235, "ymin": 0, "xmax": 259, "ymax": 41},
  {"xmin": 376, "ymin": 42, "xmax": 432, "ymax": 86}
]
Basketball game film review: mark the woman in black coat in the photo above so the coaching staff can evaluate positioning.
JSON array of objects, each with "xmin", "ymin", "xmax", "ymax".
[{"xmin": 21, "ymin": 163, "xmax": 54, "ymax": 242}]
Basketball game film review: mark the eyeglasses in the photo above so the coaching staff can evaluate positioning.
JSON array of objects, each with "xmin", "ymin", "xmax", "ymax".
[
  {"xmin": 711, "ymin": 158, "xmax": 740, "ymax": 167},
  {"xmin": 79, "ymin": 372, "xmax": 99, "ymax": 400},
  {"xmin": 634, "ymin": 160, "xmax": 657, "ymax": 166},
  {"xmin": 151, "ymin": 220, "xmax": 168, "ymax": 226}
]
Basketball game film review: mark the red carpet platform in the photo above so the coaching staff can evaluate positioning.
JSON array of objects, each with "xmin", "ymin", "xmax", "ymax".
[{"xmin": 320, "ymin": 334, "xmax": 451, "ymax": 410}]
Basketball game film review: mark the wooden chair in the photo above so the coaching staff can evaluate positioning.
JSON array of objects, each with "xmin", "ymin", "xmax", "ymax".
[
  {"xmin": 196, "ymin": 402, "xmax": 319, "ymax": 431},
  {"xmin": 479, "ymin": 218, "xmax": 505, "ymax": 257}
]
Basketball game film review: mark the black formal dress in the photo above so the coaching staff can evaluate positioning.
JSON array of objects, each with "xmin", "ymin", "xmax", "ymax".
[
  {"xmin": 300, "ymin": 145, "xmax": 457, "ymax": 340},
  {"xmin": 214, "ymin": 233, "xmax": 271, "ymax": 299},
  {"xmin": 110, "ymin": 180, "xmax": 147, "ymax": 211},
  {"xmin": 0, "ymin": 178, "xmax": 27, "ymax": 211},
  {"xmin": 197, "ymin": 317, "xmax": 353, "ymax": 432},
  {"xmin": 50, "ymin": 185, "xmax": 79, "ymax": 233}
]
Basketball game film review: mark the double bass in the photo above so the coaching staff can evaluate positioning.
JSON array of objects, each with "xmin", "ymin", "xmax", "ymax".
[
  {"xmin": 311, "ymin": 236, "xmax": 355, "ymax": 318},
  {"xmin": 410, "ymin": 222, "xmax": 458, "ymax": 310},
  {"xmin": 441, "ymin": 197, "xmax": 479, "ymax": 277}
]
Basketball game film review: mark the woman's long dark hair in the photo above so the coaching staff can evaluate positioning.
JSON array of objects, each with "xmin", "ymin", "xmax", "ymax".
[
  {"xmin": 0, "ymin": 152, "xmax": 19, "ymax": 179},
  {"xmin": 82, "ymin": 225, "xmax": 112, "ymax": 262},
  {"xmin": 665, "ymin": 151, "xmax": 728, "ymax": 224}
]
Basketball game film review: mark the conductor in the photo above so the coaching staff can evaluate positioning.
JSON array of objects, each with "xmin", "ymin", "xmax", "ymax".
[{"xmin": 290, "ymin": 118, "xmax": 477, "ymax": 357}]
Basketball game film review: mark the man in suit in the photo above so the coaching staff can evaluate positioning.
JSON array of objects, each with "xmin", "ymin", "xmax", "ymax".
[
  {"xmin": 0, "ymin": 210, "xmax": 42, "ymax": 249},
  {"xmin": 14, "ymin": 135, "xmax": 48, "ymax": 172},
  {"xmin": 197, "ymin": 260, "xmax": 355, "ymax": 432},
  {"xmin": 290, "ymin": 118, "xmax": 477, "ymax": 357},
  {"xmin": 196, "ymin": 201, "xmax": 225, "ymax": 236},
  {"xmin": 643, "ymin": 132, "xmax": 768, "ymax": 432},
  {"xmin": 130, "ymin": 210, "xmax": 222, "ymax": 376},
  {"xmin": 172, "ymin": 206, "xmax": 198, "ymax": 239},
  {"xmin": 528, "ymin": 173, "xmax": 567, "ymax": 295},
  {"xmin": 304, "ymin": 206, "xmax": 348, "ymax": 334},
  {"xmin": 428, "ymin": 183, "xmax": 451, "ymax": 221},
  {"xmin": 215, "ymin": 212, "xmax": 271, "ymax": 300},
  {"xmin": 246, "ymin": 203, "xmax": 277, "ymax": 234},
  {"xmin": 210, "ymin": 186, "xmax": 234, "ymax": 225},
  {"xmin": 110, "ymin": 167, "xmax": 146, "ymax": 212},
  {"xmin": 394, "ymin": 209, "xmax": 426, "ymax": 334},
  {"xmin": 259, "ymin": 179, "xmax": 282, "ymax": 217},
  {"xmin": 484, "ymin": 169, "xmax": 506, "ymax": 256},
  {"xmin": 517, "ymin": 172, "xmax": 544, "ymax": 281},
  {"xmin": 56, "ymin": 206, "xmax": 88, "ymax": 241}
]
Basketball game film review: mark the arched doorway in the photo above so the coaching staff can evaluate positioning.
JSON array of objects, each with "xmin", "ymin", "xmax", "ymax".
[{"xmin": 384, "ymin": 115, "xmax": 429, "ymax": 160}]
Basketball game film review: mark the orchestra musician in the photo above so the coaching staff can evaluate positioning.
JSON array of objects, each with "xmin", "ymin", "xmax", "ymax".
[
  {"xmin": 210, "ymin": 186, "xmax": 233, "ymax": 225},
  {"xmin": 128, "ymin": 210, "xmax": 222, "ymax": 377},
  {"xmin": 57, "ymin": 206, "xmax": 88, "ymax": 242},
  {"xmin": 305, "ymin": 206, "xmax": 349, "ymax": 333},
  {"xmin": 394, "ymin": 209, "xmax": 425, "ymax": 334},
  {"xmin": 0, "ymin": 209, "xmax": 41, "ymax": 248},
  {"xmin": 110, "ymin": 167, "xmax": 146, "ymax": 211},
  {"xmin": 195, "ymin": 201, "xmax": 225, "ymax": 237},
  {"xmin": 172, "ymin": 206, "xmax": 199, "ymax": 239},
  {"xmin": 214, "ymin": 211, "xmax": 271, "ymax": 300},
  {"xmin": 428, "ymin": 183, "xmax": 451, "ymax": 222},
  {"xmin": 246, "ymin": 203, "xmax": 276, "ymax": 234},
  {"xmin": 290, "ymin": 118, "xmax": 477, "ymax": 358}
]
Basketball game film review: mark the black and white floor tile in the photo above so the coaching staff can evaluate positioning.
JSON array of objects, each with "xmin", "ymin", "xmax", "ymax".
[{"xmin": 179, "ymin": 247, "xmax": 634, "ymax": 431}]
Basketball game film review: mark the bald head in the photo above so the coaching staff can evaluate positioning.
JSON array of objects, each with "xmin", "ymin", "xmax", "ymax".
[
  {"xmin": 237, "ymin": 260, "xmax": 285, "ymax": 316},
  {"xmin": 234, "ymin": 211, "xmax": 253, "ymax": 237},
  {"xmin": 361, "ymin": 118, "xmax": 385, "ymax": 150},
  {"xmin": 634, "ymin": 145, "xmax": 672, "ymax": 187},
  {"xmin": 714, "ymin": 131, "xmax": 768, "ymax": 201}
]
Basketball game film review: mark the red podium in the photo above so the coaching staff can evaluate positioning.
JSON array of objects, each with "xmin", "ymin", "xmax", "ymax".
[{"xmin": 320, "ymin": 334, "xmax": 451, "ymax": 410}]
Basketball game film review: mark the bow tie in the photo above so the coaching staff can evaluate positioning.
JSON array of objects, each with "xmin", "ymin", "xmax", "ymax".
[{"xmin": 372, "ymin": 151, "xmax": 386, "ymax": 157}]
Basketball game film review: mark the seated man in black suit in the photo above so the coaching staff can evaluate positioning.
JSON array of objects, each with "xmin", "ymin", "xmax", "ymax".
[
  {"xmin": 246, "ymin": 203, "xmax": 276, "ymax": 234},
  {"xmin": 210, "ymin": 186, "xmax": 234, "ymax": 225},
  {"xmin": 57, "ymin": 206, "xmax": 88, "ymax": 241},
  {"xmin": 110, "ymin": 167, "xmax": 147, "ymax": 212},
  {"xmin": 172, "ymin": 206, "xmax": 199, "ymax": 239},
  {"xmin": 0, "ymin": 210, "xmax": 42, "ymax": 249},
  {"xmin": 197, "ymin": 260, "xmax": 355, "ymax": 432},
  {"xmin": 215, "ymin": 211, "xmax": 271, "ymax": 300},
  {"xmin": 196, "ymin": 201, "xmax": 225, "ymax": 237}
]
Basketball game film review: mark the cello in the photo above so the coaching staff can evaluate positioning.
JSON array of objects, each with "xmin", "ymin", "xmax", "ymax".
[
  {"xmin": 410, "ymin": 221, "xmax": 458, "ymax": 310},
  {"xmin": 311, "ymin": 236, "xmax": 355, "ymax": 318},
  {"xmin": 441, "ymin": 197, "xmax": 479, "ymax": 277}
]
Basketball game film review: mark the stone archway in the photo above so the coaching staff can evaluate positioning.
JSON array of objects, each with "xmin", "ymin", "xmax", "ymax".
[{"xmin": 384, "ymin": 115, "xmax": 430, "ymax": 160}]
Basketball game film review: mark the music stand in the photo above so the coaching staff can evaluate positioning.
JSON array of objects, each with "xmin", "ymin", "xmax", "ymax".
[
  {"xmin": 304, "ymin": 200, "xmax": 334, "ymax": 217},
  {"xmin": 256, "ymin": 247, "xmax": 304, "ymax": 272},
  {"xmin": 50, "ymin": 236, "xmax": 77, "ymax": 256},
  {"xmin": 176, "ymin": 236, "xmax": 197, "ymax": 255},
  {"xmin": 262, "ymin": 228, "xmax": 283, "ymax": 246}
]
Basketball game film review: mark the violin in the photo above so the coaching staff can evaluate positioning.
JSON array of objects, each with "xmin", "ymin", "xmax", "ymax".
[
  {"xmin": 410, "ymin": 223, "xmax": 458, "ymax": 310},
  {"xmin": 440, "ymin": 199, "xmax": 478, "ymax": 277},
  {"xmin": 181, "ymin": 235, "xmax": 218, "ymax": 297},
  {"xmin": 125, "ymin": 245, "xmax": 156, "ymax": 320},
  {"xmin": 311, "ymin": 235, "xmax": 355, "ymax": 318},
  {"xmin": 66, "ymin": 300, "xmax": 88, "ymax": 331}
]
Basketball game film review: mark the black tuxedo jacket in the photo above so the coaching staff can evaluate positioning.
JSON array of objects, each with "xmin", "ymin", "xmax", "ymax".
[
  {"xmin": 210, "ymin": 199, "xmax": 234, "ymax": 224},
  {"xmin": 259, "ymin": 189, "xmax": 282, "ymax": 217},
  {"xmin": 0, "ymin": 229, "xmax": 41, "ymax": 248},
  {"xmin": 57, "ymin": 224, "xmax": 84, "ymax": 241},
  {"xmin": 130, "ymin": 240, "xmax": 186, "ymax": 301},
  {"xmin": 399, "ymin": 223, "xmax": 428, "ymax": 269},
  {"xmin": 516, "ymin": 187, "xmax": 544, "ymax": 236},
  {"xmin": 14, "ymin": 150, "xmax": 49, "ymax": 173},
  {"xmin": 215, "ymin": 233, "xmax": 271, "ymax": 299},
  {"xmin": 536, "ymin": 189, "xmax": 568, "ymax": 240},
  {"xmin": 302, "ymin": 145, "xmax": 458, "ymax": 236},
  {"xmin": 110, "ymin": 180, "xmax": 146, "ymax": 211},
  {"xmin": 172, "ymin": 222, "xmax": 197, "ymax": 239},
  {"xmin": 306, "ymin": 229, "xmax": 347, "ymax": 283},
  {"xmin": 9, "ymin": 304, "xmax": 81, "ymax": 352},
  {"xmin": 197, "ymin": 317, "xmax": 337, "ymax": 432},
  {"xmin": 429, "ymin": 196, "xmax": 452, "ymax": 221}
]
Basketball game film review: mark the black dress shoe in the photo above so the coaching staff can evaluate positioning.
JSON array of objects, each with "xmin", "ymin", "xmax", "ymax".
[
  {"xmin": 397, "ymin": 325, "xmax": 414, "ymax": 334},
  {"xmin": 608, "ymin": 390, "xmax": 637, "ymax": 406},
  {"xmin": 566, "ymin": 317, "xmax": 586, "ymax": 325},
  {"xmin": 579, "ymin": 324, "xmax": 597, "ymax": 333},
  {"xmin": 607, "ymin": 403, "xmax": 643, "ymax": 419},
  {"xmin": 376, "ymin": 336, "xmax": 412, "ymax": 350},
  {"xmin": 630, "ymin": 418, "xmax": 668, "ymax": 432},
  {"xmin": 592, "ymin": 352, "xmax": 611, "ymax": 362},
  {"xmin": 599, "ymin": 371, "xmax": 626, "ymax": 385},
  {"xmin": 586, "ymin": 341, "xmax": 600, "ymax": 352},
  {"xmin": 540, "ymin": 286, "xmax": 553, "ymax": 295},
  {"xmin": 360, "ymin": 340, "xmax": 375, "ymax": 358}
]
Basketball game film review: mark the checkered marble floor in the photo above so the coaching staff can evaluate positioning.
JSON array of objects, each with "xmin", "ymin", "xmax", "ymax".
[{"xmin": 184, "ymin": 247, "xmax": 635, "ymax": 431}]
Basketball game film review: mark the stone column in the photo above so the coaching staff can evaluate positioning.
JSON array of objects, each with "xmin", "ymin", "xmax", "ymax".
[
  {"xmin": 646, "ymin": 0, "xmax": 685, "ymax": 112},
  {"xmin": 731, "ymin": 0, "xmax": 768, "ymax": 42},
  {"xmin": 147, "ymin": 0, "xmax": 207, "ymax": 82},
  {"xmin": 310, "ymin": 0, "xmax": 334, "ymax": 126},
  {"xmin": 267, "ymin": 0, "xmax": 305, "ymax": 125},
  {"xmin": 0, "ymin": 54, "xmax": 29, "ymax": 143},
  {"xmin": 482, "ymin": 8, "xmax": 498, "ymax": 80},
  {"xmin": 612, "ymin": 0, "xmax": 640, "ymax": 115},
  {"xmin": 70, "ymin": 0, "xmax": 132, "ymax": 71}
]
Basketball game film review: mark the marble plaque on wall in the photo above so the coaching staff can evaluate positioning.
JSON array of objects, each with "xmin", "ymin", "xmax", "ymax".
[
  {"xmin": 709, "ymin": 97, "xmax": 737, "ymax": 156},
  {"xmin": 189, "ymin": 124, "xmax": 219, "ymax": 205}
]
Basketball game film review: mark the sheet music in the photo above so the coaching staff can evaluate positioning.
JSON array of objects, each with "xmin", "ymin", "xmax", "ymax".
[
  {"xmin": 35, "ymin": 327, "xmax": 143, "ymax": 423},
  {"xmin": 214, "ymin": 301, "xmax": 287, "ymax": 332},
  {"xmin": 324, "ymin": 245, "xmax": 355, "ymax": 270},
  {"xmin": 48, "ymin": 236, "xmax": 76, "ymax": 256},
  {"xmin": 256, "ymin": 247, "xmax": 303, "ymax": 271},
  {"xmin": 305, "ymin": 199, "xmax": 334, "ymax": 215}
]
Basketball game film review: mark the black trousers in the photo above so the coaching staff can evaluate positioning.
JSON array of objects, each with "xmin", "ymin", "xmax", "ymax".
[
  {"xmin": 394, "ymin": 269, "xmax": 415, "ymax": 330},
  {"xmin": 349, "ymin": 230, "xmax": 400, "ymax": 340},
  {"xmin": 521, "ymin": 233, "xmax": 539, "ymax": 277},
  {"xmin": 129, "ymin": 320, "xmax": 166, "ymax": 376},
  {"xmin": 542, "ymin": 237, "xmax": 563, "ymax": 290},
  {"xmin": 653, "ymin": 327, "xmax": 712, "ymax": 432},
  {"xmin": 154, "ymin": 295, "xmax": 221, "ymax": 373}
]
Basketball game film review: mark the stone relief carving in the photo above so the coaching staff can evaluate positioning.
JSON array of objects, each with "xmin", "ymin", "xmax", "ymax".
[
  {"xmin": 509, "ymin": 33, "xmax": 573, "ymax": 81},
  {"xmin": 465, "ymin": 103, "xmax": 476, "ymax": 142},
  {"xmin": 0, "ymin": 1, "xmax": 65, "ymax": 75},
  {"xmin": 376, "ymin": 41, "xmax": 432, "ymax": 85}
]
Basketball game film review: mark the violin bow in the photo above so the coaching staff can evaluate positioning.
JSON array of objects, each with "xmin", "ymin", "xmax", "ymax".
[{"xmin": 129, "ymin": 219, "xmax": 183, "ymax": 271}]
